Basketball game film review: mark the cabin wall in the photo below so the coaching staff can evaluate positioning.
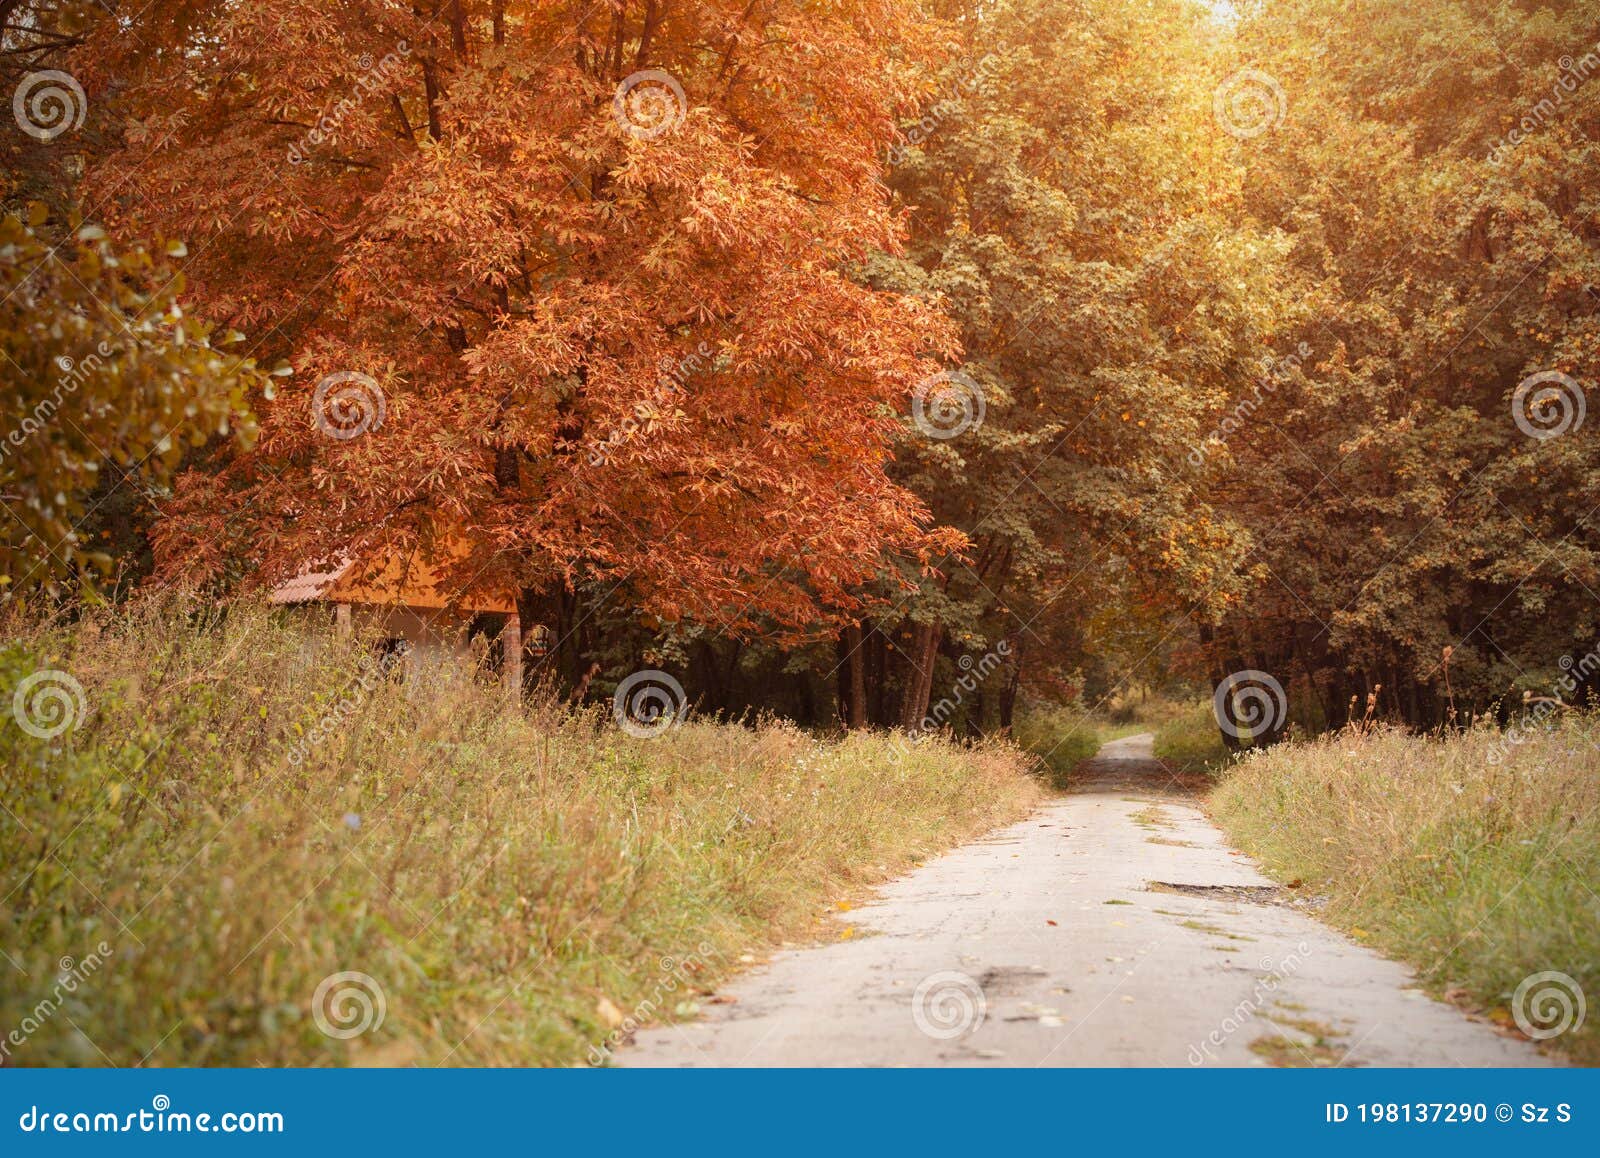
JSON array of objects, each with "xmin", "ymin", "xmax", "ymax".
[
  {"xmin": 345, "ymin": 605, "xmax": 475, "ymax": 697},
  {"xmin": 276, "ymin": 601, "xmax": 515, "ymax": 697}
]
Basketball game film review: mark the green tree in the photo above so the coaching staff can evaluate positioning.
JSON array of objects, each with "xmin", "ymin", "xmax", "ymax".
[
  {"xmin": 1198, "ymin": 0, "xmax": 1600, "ymax": 729},
  {"xmin": 0, "ymin": 205, "xmax": 265, "ymax": 594},
  {"xmin": 848, "ymin": 0, "xmax": 1289, "ymax": 731}
]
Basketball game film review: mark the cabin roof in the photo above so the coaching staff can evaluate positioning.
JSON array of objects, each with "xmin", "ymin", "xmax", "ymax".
[
  {"xmin": 267, "ymin": 539, "xmax": 515, "ymax": 614},
  {"xmin": 267, "ymin": 558, "xmax": 352, "ymax": 605}
]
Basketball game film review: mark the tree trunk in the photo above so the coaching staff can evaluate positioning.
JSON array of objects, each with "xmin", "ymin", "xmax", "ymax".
[
  {"xmin": 999, "ymin": 635, "xmax": 1022, "ymax": 733},
  {"xmin": 899, "ymin": 621, "xmax": 941, "ymax": 732},
  {"xmin": 1198, "ymin": 620, "xmax": 1243, "ymax": 752},
  {"xmin": 865, "ymin": 621, "xmax": 887, "ymax": 726},
  {"xmin": 834, "ymin": 633, "xmax": 849, "ymax": 726},
  {"xmin": 843, "ymin": 624, "xmax": 867, "ymax": 729}
]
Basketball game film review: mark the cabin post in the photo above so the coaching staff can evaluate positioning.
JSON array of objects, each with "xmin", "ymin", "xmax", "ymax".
[
  {"xmin": 503, "ymin": 611, "xmax": 523, "ymax": 696},
  {"xmin": 335, "ymin": 603, "xmax": 352, "ymax": 637}
]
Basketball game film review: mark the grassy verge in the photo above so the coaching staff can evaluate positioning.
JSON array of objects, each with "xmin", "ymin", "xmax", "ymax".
[
  {"xmin": 1011, "ymin": 703, "xmax": 1105, "ymax": 788},
  {"xmin": 1210, "ymin": 721, "xmax": 1599, "ymax": 1063},
  {"xmin": 1152, "ymin": 699, "xmax": 1232, "ymax": 775},
  {"xmin": 0, "ymin": 600, "xmax": 1040, "ymax": 1066}
]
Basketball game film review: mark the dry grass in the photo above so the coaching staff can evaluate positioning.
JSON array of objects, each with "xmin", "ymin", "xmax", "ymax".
[
  {"xmin": 1210, "ymin": 721, "xmax": 1600, "ymax": 1063},
  {"xmin": 0, "ymin": 598, "xmax": 1040, "ymax": 1066}
]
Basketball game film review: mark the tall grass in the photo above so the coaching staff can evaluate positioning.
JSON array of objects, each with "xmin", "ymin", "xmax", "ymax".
[
  {"xmin": 1211, "ymin": 721, "xmax": 1600, "ymax": 1063},
  {"xmin": 0, "ymin": 599, "xmax": 1040, "ymax": 1066},
  {"xmin": 1152, "ymin": 699, "xmax": 1232, "ymax": 774},
  {"xmin": 1012, "ymin": 702, "xmax": 1103, "ymax": 788}
]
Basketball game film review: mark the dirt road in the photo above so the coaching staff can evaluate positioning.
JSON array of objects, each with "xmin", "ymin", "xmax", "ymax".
[{"xmin": 624, "ymin": 734, "xmax": 1549, "ymax": 1067}]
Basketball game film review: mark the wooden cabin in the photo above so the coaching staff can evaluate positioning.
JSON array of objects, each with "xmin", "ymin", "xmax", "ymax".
[{"xmin": 268, "ymin": 539, "xmax": 527, "ymax": 692}]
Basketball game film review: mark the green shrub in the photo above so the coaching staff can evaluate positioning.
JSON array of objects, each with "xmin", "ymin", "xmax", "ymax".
[
  {"xmin": 1152, "ymin": 699, "xmax": 1231, "ymax": 774},
  {"xmin": 1012, "ymin": 703, "xmax": 1103, "ymax": 789}
]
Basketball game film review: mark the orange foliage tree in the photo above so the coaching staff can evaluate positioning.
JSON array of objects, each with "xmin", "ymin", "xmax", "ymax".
[{"xmin": 78, "ymin": 0, "xmax": 962, "ymax": 634}]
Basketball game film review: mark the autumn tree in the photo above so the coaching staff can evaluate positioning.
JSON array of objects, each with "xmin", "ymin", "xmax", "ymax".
[{"xmin": 67, "ymin": 0, "xmax": 961, "ymax": 648}]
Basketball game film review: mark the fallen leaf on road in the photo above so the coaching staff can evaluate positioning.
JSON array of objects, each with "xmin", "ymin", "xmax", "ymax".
[{"xmin": 1046, "ymin": 919, "xmax": 1058, "ymax": 926}]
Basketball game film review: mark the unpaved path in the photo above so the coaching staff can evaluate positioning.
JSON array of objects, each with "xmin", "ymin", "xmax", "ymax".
[{"xmin": 624, "ymin": 734, "xmax": 1550, "ymax": 1067}]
